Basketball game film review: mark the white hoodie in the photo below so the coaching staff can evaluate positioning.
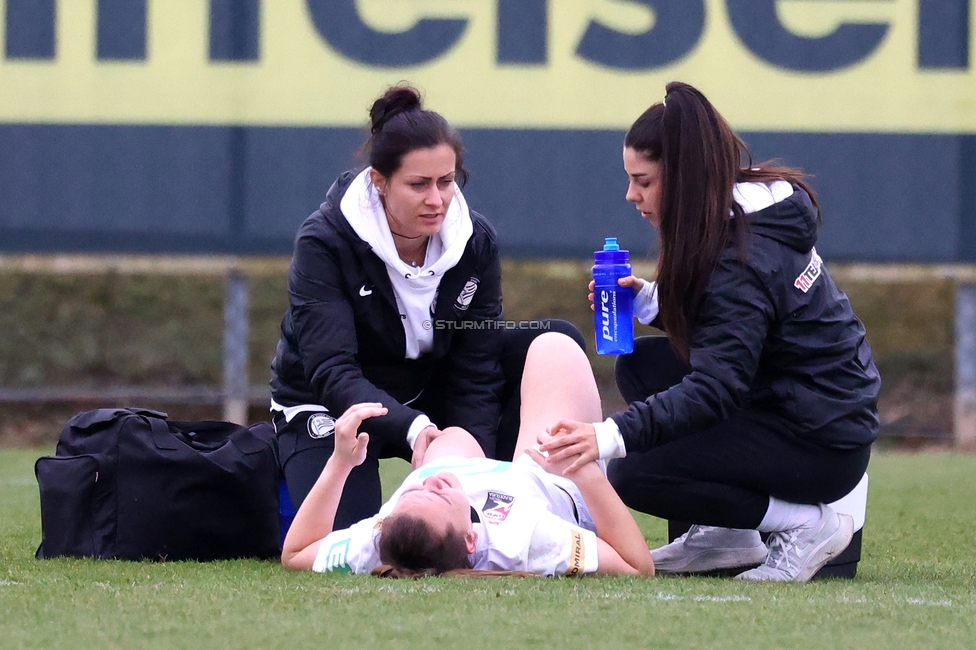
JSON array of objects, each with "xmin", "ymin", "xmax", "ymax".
[
  {"xmin": 631, "ymin": 181, "xmax": 793, "ymax": 326},
  {"xmin": 339, "ymin": 167, "xmax": 474, "ymax": 360}
]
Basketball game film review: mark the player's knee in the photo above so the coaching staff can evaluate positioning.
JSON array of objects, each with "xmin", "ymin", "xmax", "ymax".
[
  {"xmin": 542, "ymin": 319, "xmax": 586, "ymax": 351},
  {"xmin": 527, "ymin": 331, "xmax": 587, "ymax": 364}
]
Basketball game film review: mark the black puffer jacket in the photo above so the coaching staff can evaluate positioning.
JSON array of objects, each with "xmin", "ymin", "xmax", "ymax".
[
  {"xmin": 271, "ymin": 171, "xmax": 505, "ymax": 453},
  {"xmin": 612, "ymin": 188, "xmax": 881, "ymax": 451}
]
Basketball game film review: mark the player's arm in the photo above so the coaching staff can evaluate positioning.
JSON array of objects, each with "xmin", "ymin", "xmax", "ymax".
[
  {"xmin": 573, "ymin": 463, "xmax": 655, "ymax": 576},
  {"xmin": 594, "ymin": 539, "xmax": 645, "ymax": 576},
  {"xmin": 281, "ymin": 403, "xmax": 386, "ymax": 571}
]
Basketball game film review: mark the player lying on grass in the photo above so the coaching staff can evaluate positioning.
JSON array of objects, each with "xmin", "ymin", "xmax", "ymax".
[{"xmin": 281, "ymin": 332, "xmax": 655, "ymax": 577}]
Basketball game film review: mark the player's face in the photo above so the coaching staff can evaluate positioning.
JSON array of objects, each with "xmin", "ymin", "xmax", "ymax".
[
  {"xmin": 393, "ymin": 471, "xmax": 472, "ymax": 540},
  {"xmin": 623, "ymin": 146, "xmax": 663, "ymax": 228},
  {"xmin": 371, "ymin": 143, "xmax": 457, "ymax": 240}
]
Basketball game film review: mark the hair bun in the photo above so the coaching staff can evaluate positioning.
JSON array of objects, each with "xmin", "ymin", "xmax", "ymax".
[{"xmin": 369, "ymin": 85, "xmax": 423, "ymax": 135}]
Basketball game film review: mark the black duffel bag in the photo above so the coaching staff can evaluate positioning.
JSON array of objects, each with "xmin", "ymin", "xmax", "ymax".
[{"xmin": 35, "ymin": 408, "xmax": 280, "ymax": 561}]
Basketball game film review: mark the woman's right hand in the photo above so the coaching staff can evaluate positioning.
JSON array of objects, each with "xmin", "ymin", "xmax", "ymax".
[
  {"xmin": 588, "ymin": 276, "xmax": 648, "ymax": 311},
  {"xmin": 411, "ymin": 425, "xmax": 446, "ymax": 469},
  {"xmin": 536, "ymin": 420, "xmax": 600, "ymax": 475}
]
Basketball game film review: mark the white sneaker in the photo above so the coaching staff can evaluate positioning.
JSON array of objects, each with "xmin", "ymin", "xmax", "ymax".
[
  {"xmin": 735, "ymin": 505, "xmax": 854, "ymax": 583},
  {"xmin": 650, "ymin": 525, "xmax": 769, "ymax": 574}
]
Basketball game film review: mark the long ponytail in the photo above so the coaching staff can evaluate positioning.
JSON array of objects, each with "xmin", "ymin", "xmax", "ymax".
[{"xmin": 625, "ymin": 82, "xmax": 817, "ymax": 359}]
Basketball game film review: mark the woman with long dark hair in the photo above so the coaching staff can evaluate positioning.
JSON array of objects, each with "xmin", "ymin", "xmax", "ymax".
[
  {"xmin": 541, "ymin": 82, "xmax": 881, "ymax": 582},
  {"xmin": 271, "ymin": 84, "xmax": 581, "ymax": 529}
]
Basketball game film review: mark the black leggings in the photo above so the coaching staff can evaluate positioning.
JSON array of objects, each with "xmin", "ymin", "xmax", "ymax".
[
  {"xmin": 277, "ymin": 320, "xmax": 585, "ymax": 529},
  {"xmin": 608, "ymin": 336, "xmax": 871, "ymax": 529}
]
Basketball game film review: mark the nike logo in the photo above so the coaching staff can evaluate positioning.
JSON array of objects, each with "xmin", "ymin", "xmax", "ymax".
[{"xmin": 359, "ymin": 285, "xmax": 373, "ymax": 297}]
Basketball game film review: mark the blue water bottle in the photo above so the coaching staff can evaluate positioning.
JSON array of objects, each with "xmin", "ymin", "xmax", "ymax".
[{"xmin": 594, "ymin": 238, "xmax": 634, "ymax": 355}]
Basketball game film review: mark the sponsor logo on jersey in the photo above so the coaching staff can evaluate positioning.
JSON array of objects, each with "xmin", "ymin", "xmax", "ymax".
[
  {"xmin": 794, "ymin": 247, "xmax": 823, "ymax": 293},
  {"xmin": 307, "ymin": 413, "xmax": 336, "ymax": 439},
  {"xmin": 481, "ymin": 490, "xmax": 514, "ymax": 522},
  {"xmin": 325, "ymin": 538, "xmax": 352, "ymax": 574},
  {"xmin": 455, "ymin": 277, "xmax": 479, "ymax": 311},
  {"xmin": 566, "ymin": 530, "xmax": 584, "ymax": 577}
]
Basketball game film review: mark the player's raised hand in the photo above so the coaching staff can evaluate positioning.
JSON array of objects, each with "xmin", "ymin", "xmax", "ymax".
[{"xmin": 333, "ymin": 403, "xmax": 386, "ymax": 468}]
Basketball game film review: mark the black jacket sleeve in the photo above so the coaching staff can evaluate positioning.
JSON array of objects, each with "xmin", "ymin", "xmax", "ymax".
[
  {"xmin": 610, "ymin": 257, "xmax": 775, "ymax": 452},
  {"xmin": 287, "ymin": 235, "xmax": 424, "ymax": 445},
  {"xmin": 435, "ymin": 228, "xmax": 505, "ymax": 455}
]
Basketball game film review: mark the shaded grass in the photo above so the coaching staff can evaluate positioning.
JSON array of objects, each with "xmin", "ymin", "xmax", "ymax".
[{"xmin": 2, "ymin": 450, "xmax": 975, "ymax": 649}]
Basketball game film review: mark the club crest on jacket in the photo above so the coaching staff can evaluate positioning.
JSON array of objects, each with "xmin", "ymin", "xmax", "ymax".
[
  {"xmin": 455, "ymin": 277, "xmax": 479, "ymax": 310},
  {"xmin": 307, "ymin": 413, "xmax": 336, "ymax": 439}
]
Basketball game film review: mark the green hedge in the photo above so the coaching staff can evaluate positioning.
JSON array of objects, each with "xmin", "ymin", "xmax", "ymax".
[{"xmin": 0, "ymin": 260, "xmax": 957, "ymax": 444}]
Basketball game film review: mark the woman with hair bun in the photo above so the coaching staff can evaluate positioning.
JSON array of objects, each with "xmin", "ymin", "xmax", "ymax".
[
  {"xmin": 541, "ymin": 82, "xmax": 881, "ymax": 582},
  {"xmin": 270, "ymin": 84, "xmax": 582, "ymax": 528}
]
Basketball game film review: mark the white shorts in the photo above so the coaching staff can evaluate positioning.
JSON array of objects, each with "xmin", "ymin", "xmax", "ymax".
[{"xmin": 513, "ymin": 452, "xmax": 597, "ymax": 533}]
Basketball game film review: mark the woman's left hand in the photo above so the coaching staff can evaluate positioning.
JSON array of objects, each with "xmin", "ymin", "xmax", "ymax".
[
  {"xmin": 588, "ymin": 276, "xmax": 648, "ymax": 312},
  {"xmin": 411, "ymin": 425, "xmax": 446, "ymax": 469},
  {"xmin": 538, "ymin": 419, "xmax": 600, "ymax": 475}
]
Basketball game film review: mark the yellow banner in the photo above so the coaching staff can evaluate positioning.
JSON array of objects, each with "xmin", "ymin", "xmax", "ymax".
[{"xmin": 0, "ymin": 0, "xmax": 973, "ymax": 132}]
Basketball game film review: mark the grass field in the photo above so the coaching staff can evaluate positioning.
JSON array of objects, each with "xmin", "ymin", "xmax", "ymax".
[{"xmin": 2, "ymin": 449, "xmax": 975, "ymax": 649}]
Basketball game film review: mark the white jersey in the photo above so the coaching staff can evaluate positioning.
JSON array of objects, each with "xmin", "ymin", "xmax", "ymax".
[{"xmin": 312, "ymin": 455, "xmax": 601, "ymax": 577}]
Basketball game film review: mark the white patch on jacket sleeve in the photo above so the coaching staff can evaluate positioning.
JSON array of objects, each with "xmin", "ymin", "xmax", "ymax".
[
  {"xmin": 455, "ymin": 277, "xmax": 479, "ymax": 310},
  {"xmin": 794, "ymin": 247, "xmax": 823, "ymax": 293},
  {"xmin": 307, "ymin": 413, "xmax": 336, "ymax": 439}
]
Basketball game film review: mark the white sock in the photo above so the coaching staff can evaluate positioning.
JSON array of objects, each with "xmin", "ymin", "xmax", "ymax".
[{"xmin": 757, "ymin": 498, "xmax": 822, "ymax": 533}]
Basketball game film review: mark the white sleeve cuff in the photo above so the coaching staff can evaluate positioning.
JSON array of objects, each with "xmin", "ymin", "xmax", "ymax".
[
  {"xmin": 593, "ymin": 417, "xmax": 626, "ymax": 459},
  {"xmin": 580, "ymin": 528, "xmax": 600, "ymax": 575},
  {"xmin": 405, "ymin": 414, "xmax": 434, "ymax": 450},
  {"xmin": 633, "ymin": 280, "xmax": 659, "ymax": 325}
]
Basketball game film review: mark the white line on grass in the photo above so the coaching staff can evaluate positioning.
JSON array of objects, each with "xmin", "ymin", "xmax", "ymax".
[
  {"xmin": 648, "ymin": 592, "xmax": 753, "ymax": 603},
  {"xmin": 640, "ymin": 593, "xmax": 969, "ymax": 609},
  {"xmin": 839, "ymin": 595, "xmax": 962, "ymax": 608},
  {"xmin": 905, "ymin": 598, "xmax": 954, "ymax": 607}
]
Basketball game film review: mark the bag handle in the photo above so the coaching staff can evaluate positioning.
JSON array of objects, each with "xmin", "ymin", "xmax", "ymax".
[
  {"xmin": 149, "ymin": 416, "xmax": 179, "ymax": 450},
  {"xmin": 68, "ymin": 407, "xmax": 168, "ymax": 432},
  {"xmin": 151, "ymin": 417, "xmax": 267, "ymax": 455}
]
